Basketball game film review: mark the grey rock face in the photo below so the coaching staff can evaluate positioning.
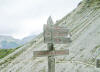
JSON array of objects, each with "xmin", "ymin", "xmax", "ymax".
[{"xmin": 0, "ymin": 0, "xmax": 100, "ymax": 72}]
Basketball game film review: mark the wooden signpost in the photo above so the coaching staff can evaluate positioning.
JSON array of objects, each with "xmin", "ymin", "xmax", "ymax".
[{"xmin": 33, "ymin": 16, "xmax": 72, "ymax": 72}]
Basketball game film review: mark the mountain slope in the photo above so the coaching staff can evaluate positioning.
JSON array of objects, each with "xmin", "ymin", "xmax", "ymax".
[
  {"xmin": 0, "ymin": 36, "xmax": 21, "ymax": 49},
  {"xmin": 21, "ymin": 35, "xmax": 36, "ymax": 44},
  {"xmin": 0, "ymin": 35, "xmax": 36, "ymax": 49},
  {"xmin": 0, "ymin": 0, "xmax": 100, "ymax": 72}
]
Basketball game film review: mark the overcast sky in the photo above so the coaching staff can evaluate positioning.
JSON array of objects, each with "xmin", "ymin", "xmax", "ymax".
[{"xmin": 0, "ymin": 0, "xmax": 82, "ymax": 39}]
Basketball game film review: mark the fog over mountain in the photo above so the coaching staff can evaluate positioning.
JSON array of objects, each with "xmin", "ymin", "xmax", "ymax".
[{"xmin": 0, "ymin": 35, "xmax": 36, "ymax": 49}]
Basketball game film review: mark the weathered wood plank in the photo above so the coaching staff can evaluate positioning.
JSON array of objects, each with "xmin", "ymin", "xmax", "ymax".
[
  {"xmin": 44, "ymin": 37, "xmax": 71, "ymax": 44},
  {"xmin": 34, "ymin": 50, "xmax": 69, "ymax": 57},
  {"xmin": 44, "ymin": 25, "xmax": 69, "ymax": 36}
]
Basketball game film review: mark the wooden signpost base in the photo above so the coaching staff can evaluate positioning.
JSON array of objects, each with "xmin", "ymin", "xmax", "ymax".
[{"xmin": 48, "ymin": 43, "xmax": 55, "ymax": 72}]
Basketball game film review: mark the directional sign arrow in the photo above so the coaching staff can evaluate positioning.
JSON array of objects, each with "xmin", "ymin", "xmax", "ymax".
[{"xmin": 33, "ymin": 50, "xmax": 69, "ymax": 57}]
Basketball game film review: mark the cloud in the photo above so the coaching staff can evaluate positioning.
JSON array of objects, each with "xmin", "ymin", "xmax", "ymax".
[{"xmin": 0, "ymin": 0, "xmax": 82, "ymax": 39}]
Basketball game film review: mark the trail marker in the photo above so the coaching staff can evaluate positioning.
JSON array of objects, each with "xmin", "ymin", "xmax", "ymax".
[{"xmin": 33, "ymin": 16, "xmax": 72, "ymax": 72}]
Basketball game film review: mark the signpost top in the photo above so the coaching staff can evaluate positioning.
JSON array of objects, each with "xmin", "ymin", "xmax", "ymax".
[{"xmin": 47, "ymin": 16, "xmax": 54, "ymax": 25}]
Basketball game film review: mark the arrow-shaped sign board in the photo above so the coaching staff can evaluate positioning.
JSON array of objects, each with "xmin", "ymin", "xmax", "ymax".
[
  {"xmin": 44, "ymin": 25, "xmax": 71, "ymax": 44},
  {"xmin": 34, "ymin": 50, "xmax": 69, "ymax": 57}
]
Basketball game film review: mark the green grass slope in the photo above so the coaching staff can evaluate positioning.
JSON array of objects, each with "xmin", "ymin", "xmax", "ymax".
[{"xmin": 0, "ymin": 49, "xmax": 16, "ymax": 59}]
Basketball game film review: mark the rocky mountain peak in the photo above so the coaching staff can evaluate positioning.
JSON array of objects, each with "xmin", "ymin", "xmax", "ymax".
[{"xmin": 79, "ymin": 0, "xmax": 100, "ymax": 8}]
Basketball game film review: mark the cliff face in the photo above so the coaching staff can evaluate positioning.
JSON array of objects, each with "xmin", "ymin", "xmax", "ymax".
[{"xmin": 0, "ymin": 0, "xmax": 100, "ymax": 72}]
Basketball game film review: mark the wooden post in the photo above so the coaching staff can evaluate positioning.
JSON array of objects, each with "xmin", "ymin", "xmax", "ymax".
[
  {"xmin": 48, "ymin": 43, "xmax": 55, "ymax": 72},
  {"xmin": 48, "ymin": 17, "xmax": 55, "ymax": 72},
  {"xmin": 33, "ymin": 16, "xmax": 71, "ymax": 72}
]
